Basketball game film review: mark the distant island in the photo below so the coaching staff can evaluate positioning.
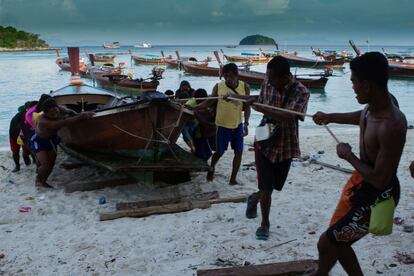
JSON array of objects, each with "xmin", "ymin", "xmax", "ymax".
[
  {"xmin": 0, "ymin": 26, "xmax": 51, "ymax": 52},
  {"xmin": 239, "ymin": 34, "xmax": 276, "ymax": 45}
]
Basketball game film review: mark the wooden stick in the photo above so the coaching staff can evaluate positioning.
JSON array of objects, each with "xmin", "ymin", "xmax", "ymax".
[
  {"xmin": 175, "ymin": 96, "xmax": 223, "ymax": 102},
  {"xmin": 228, "ymin": 96, "xmax": 341, "ymax": 143},
  {"xmin": 264, "ymin": 239, "xmax": 298, "ymax": 252},
  {"xmin": 309, "ymin": 159, "xmax": 353, "ymax": 174}
]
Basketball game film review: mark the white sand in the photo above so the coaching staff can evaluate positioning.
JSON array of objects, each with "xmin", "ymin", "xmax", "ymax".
[{"xmin": 0, "ymin": 127, "xmax": 413, "ymax": 275}]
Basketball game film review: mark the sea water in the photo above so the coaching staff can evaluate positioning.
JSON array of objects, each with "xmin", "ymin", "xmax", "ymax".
[{"xmin": 0, "ymin": 44, "xmax": 413, "ymax": 148}]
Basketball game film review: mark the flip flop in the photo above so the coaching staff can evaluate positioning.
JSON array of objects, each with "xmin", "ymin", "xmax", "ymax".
[{"xmin": 256, "ymin": 226, "xmax": 269, "ymax": 240}]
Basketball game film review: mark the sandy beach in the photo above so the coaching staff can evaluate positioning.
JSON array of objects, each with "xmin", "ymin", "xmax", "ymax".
[{"xmin": 0, "ymin": 127, "xmax": 413, "ymax": 275}]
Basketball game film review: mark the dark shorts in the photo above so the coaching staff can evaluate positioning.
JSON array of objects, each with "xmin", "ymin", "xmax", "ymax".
[
  {"xmin": 255, "ymin": 146, "xmax": 292, "ymax": 191},
  {"xmin": 181, "ymin": 121, "xmax": 198, "ymax": 142},
  {"xmin": 326, "ymin": 178, "xmax": 400, "ymax": 245},
  {"xmin": 215, "ymin": 124, "xmax": 243, "ymax": 156},
  {"xmin": 30, "ymin": 134, "xmax": 60, "ymax": 154}
]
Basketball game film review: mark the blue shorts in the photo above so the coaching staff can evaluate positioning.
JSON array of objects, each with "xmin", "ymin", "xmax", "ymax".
[
  {"xmin": 215, "ymin": 124, "xmax": 243, "ymax": 156},
  {"xmin": 30, "ymin": 134, "xmax": 60, "ymax": 154}
]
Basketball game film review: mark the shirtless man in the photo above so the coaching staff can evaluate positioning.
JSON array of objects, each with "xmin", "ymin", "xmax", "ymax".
[
  {"xmin": 31, "ymin": 99, "xmax": 93, "ymax": 188},
  {"xmin": 312, "ymin": 52, "xmax": 407, "ymax": 275}
]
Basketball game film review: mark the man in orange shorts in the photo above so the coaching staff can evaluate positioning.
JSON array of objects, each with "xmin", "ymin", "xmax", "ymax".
[{"xmin": 313, "ymin": 52, "xmax": 407, "ymax": 275}]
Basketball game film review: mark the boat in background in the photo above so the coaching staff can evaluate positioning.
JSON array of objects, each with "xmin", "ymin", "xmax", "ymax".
[
  {"xmin": 162, "ymin": 51, "xmax": 210, "ymax": 69},
  {"xmin": 349, "ymin": 40, "xmax": 414, "ymax": 78},
  {"xmin": 52, "ymin": 47, "xmax": 193, "ymax": 153},
  {"xmin": 90, "ymin": 66, "xmax": 164, "ymax": 94},
  {"xmin": 134, "ymin": 43, "xmax": 152, "ymax": 48},
  {"xmin": 85, "ymin": 50, "xmax": 116, "ymax": 66},
  {"xmin": 55, "ymin": 49, "xmax": 86, "ymax": 71},
  {"xmin": 103, "ymin": 42, "xmax": 121, "ymax": 49},
  {"xmin": 180, "ymin": 51, "xmax": 329, "ymax": 90},
  {"xmin": 382, "ymin": 48, "xmax": 414, "ymax": 60},
  {"xmin": 129, "ymin": 50, "xmax": 165, "ymax": 65},
  {"xmin": 311, "ymin": 47, "xmax": 353, "ymax": 62},
  {"xmin": 220, "ymin": 49, "xmax": 268, "ymax": 63}
]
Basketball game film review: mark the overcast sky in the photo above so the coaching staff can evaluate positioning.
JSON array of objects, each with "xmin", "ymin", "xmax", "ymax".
[{"xmin": 0, "ymin": 0, "xmax": 413, "ymax": 45}]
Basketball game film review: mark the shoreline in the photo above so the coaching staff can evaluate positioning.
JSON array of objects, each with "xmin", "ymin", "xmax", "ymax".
[{"xmin": 0, "ymin": 47, "xmax": 61, "ymax": 53}]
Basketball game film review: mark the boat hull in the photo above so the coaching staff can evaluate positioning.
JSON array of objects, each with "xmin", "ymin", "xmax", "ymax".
[
  {"xmin": 54, "ymin": 93, "xmax": 192, "ymax": 151},
  {"xmin": 224, "ymin": 54, "xmax": 268, "ymax": 63},
  {"xmin": 132, "ymin": 55, "xmax": 165, "ymax": 65}
]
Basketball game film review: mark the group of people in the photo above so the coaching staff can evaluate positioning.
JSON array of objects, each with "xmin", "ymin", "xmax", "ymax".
[
  {"xmin": 9, "ymin": 95, "xmax": 93, "ymax": 188},
  {"xmin": 171, "ymin": 53, "xmax": 412, "ymax": 275},
  {"xmin": 9, "ymin": 52, "xmax": 413, "ymax": 275}
]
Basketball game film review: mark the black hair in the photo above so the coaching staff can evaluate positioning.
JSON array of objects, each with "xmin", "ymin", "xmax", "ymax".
[
  {"xmin": 222, "ymin": 63, "xmax": 238, "ymax": 75},
  {"xmin": 25, "ymin": 101, "xmax": 38, "ymax": 110},
  {"xmin": 179, "ymin": 80, "xmax": 191, "ymax": 89},
  {"xmin": 267, "ymin": 56, "xmax": 291, "ymax": 76},
  {"xmin": 42, "ymin": 98, "xmax": 58, "ymax": 112},
  {"xmin": 164, "ymin": 90, "xmax": 174, "ymax": 96},
  {"xmin": 350, "ymin": 52, "xmax": 389, "ymax": 88},
  {"xmin": 36, "ymin": 94, "xmax": 52, "ymax": 112},
  {"xmin": 194, "ymin": 88, "xmax": 208, "ymax": 98}
]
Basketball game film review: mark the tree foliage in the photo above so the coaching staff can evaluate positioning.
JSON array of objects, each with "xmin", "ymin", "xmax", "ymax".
[{"xmin": 0, "ymin": 26, "xmax": 49, "ymax": 48}]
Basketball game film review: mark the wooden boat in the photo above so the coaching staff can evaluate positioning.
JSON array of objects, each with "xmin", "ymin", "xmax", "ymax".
[
  {"xmin": 134, "ymin": 42, "xmax": 152, "ymax": 48},
  {"xmin": 52, "ymin": 47, "xmax": 193, "ymax": 153},
  {"xmin": 103, "ymin": 42, "xmax": 120, "ymax": 49},
  {"xmin": 90, "ymin": 67, "xmax": 163, "ymax": 93},
  {"xmin": 282, "ymin": 54, "xmax": 345, "ymax": 69},
  {"xmin": 162, "ymin": 51, "xmax": 209, "ymax": 69},
  {"xmin": 220, "ymin": 49, "xmax": 268, "ymax": 63},
  {"xmin": 180, "ymin": 61, "xmax": 328, "ymax": 89},
  {"xmin": 129, "ymin": 50, "xmax": 165, "ymax": 65},
  {"xmin": 55, "ymin": 49, "xmax": 85, "ymax": 71},
  {"xmin": 382, "ymin": 48, "xmax": 414, "ymax": 60},
  {"xmin": 349, "ymin": 40, "xmax": 414, "ymax": 78},
  {"xmin": 52, "ymin": 84, "xmax": 192, "ymax": 152}
]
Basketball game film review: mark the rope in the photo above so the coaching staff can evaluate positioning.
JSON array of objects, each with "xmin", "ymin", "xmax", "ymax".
[{"xmin": 112, "ymin": 124, "xmax": 168, "ymax": 143}]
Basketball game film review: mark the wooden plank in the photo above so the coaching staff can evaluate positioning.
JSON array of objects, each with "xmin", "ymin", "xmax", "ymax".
[
  {"xmin": 197, "ymin": 259, "xmax": 318, "ymax": 276},
  {"xmin": 101, "ymin": 195, "xmax": 247, "ymax": 221},
  {"xmin": 64, "ymin": 176, "xmax": 135, "ymax": 193},
  {"xmin": 100, "ymin": 200, "xmax": 211, "ymax": 221},
  {"xmin": 116, "ymin": 191, "xmax": 220, "ymax": 210}
]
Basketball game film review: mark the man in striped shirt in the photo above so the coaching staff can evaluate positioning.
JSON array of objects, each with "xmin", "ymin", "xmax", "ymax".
[{"xmin": 246, "ymin": 56, "xmax": 310, "ymax": 240}]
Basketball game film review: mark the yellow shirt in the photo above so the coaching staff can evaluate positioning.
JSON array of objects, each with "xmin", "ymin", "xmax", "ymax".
[
  {"xmin": 33, "ymin": 112, "xmax": 43, "ymax": 127},
  {"xmin": 215, "ymin": 80, "xmax": 245, "ymax": 129}
]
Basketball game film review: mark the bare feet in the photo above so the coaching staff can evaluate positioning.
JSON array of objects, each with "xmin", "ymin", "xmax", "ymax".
[
  {"xmin": 229, "ymin": 179, "xmax": 239, "ymax": 185},
  {"xmin": 206, "ymin": 167, "xmax": 215, "ymax": 181},
  {"xmin": 12, "ymin": 167, "xmax": 20, "ymax": 173}
]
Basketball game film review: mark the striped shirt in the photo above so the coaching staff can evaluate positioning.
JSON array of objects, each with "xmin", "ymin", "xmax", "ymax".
[{"xmin": 256, "ymin": 79, "xmax": 310, "ymax": 163}]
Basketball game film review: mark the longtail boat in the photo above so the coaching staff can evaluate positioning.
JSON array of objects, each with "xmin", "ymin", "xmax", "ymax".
[
  {"xmin": 52, "ymin": 47, "xmax": 193, "ymax": 153},
  {"xmin": 310, "ymin": 47, "xmax": 353, "ymax": 62},
  {"xmin": 349, "ymin": 40, "xmax": 414, "ymax": 78},
  {"xmin": 103, "ymin": 42, "xmax": 120, "ymax": 49},
  {"xmin": 90, "ymin": 67, "xmax": 163, "ymax": 93},
  {"xmin": 180, "ymin": 61, "xmax": 328, "ymax": 89},
  {"xmin": 129, "ymin": 50, "xmax": 165, "ymax": 65},
  {"xmin": 162, "ymin": 51, "xmax": 210, "ymax": 69},
  {"xmin": 220, "ymin": 49, "xmax": 268, "ymax": 63},
  {"xmin": 55, "ymin": 49, "xmax": 85, "ymax": 71},
  {"xmin": 281, "ymin": 54, "xmax": 345, "ymax": 69}
]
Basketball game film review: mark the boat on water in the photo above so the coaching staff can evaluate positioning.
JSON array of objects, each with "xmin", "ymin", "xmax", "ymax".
[
  {"xmin": 129, "ymin": 50, "xmax": 165, "ymax": 65},
  {"xmin": 52, "ymin": 47, "xmax": 193, "ymax": 153},
  {"xmin": 180, "ymin": 52, "xmax": 329, "ymax": 90},
  {"xmin": 220, "ymin": 49, "xmax": 269, "ymax": 63},
  {"xmin": 134, "ymin": 42, "xmax": 152, "ymax": 48},
  {"xmin": 349, "ymin": 40, "xmax": 414, "ymax": 78},
  {"xmin": 90, "ymin": 66, "xmax": 164, "ymax": 94},
  {"xmin": 311, "ymin": 47, "xmax": 353, "ymax": 62},
  {"xmin": 382, "ymin": 48, "xmax": 414, "ymax": 60},
  {"xmin": 281, "ymin": 53, "xmax": 345, "ymax": 69},
  {"xmin": 55, "ymin": 49, "xmax": 86, "ymax": 71},
  {"xmin": 103, "ymin": 42, "xmax": 121, "ymax": 49},
  {"xmin": 162, "ymin": 51, "xmax": 210, "ymax": 69}
]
